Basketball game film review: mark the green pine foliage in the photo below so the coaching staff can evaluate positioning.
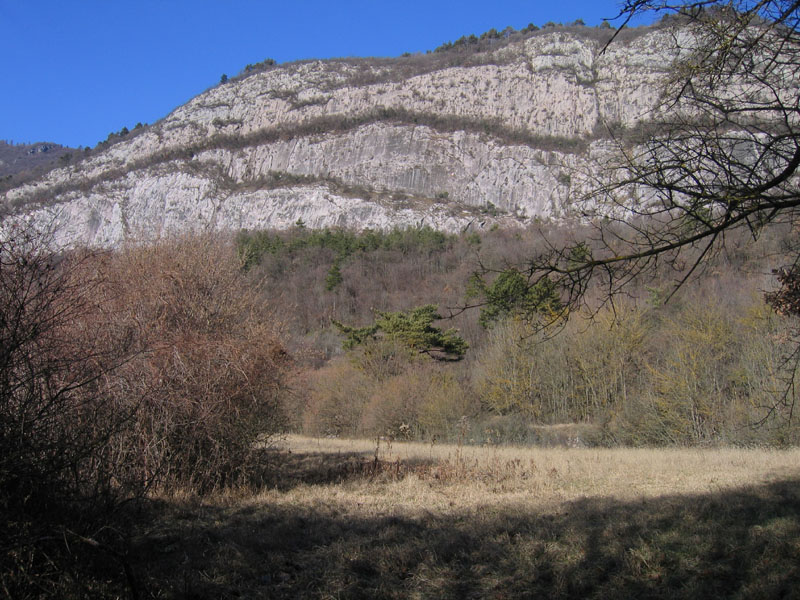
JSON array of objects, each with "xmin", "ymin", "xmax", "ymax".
[
  {"xmin": 331, "ymin": 321, "xmax": 380, "ymax": 350},
  {"xmin": 468, "ymin": 268, "xmax": 563, "ymax": 328},
  {"xmin": 236, "ymin": 225, "xmax": 454, "ymax": 271},
  {"xmin": 325, "ymin": 262, "xmax": 343, "ymax": 291},
  {"xmin": 335, "ymin": 304, "xmax": 468, "ymax": 361}
]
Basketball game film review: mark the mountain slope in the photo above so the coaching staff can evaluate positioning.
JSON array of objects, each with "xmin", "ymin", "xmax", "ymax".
[
  {"xmin": 3, "ymin": 25, "xmax": 679, "ymax": 247},
  {"xmin": 0, "ymin": 141, "xmax": 76, "ymax": 179}
]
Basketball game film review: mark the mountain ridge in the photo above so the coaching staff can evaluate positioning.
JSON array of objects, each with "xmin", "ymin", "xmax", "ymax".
[
  {"xmin": 2, "ymin": 23, "xmax": 683, "ymax": 247},
  {"xmin": 0, "ymin": 141, "xmax": 77, "ymax": 180}
]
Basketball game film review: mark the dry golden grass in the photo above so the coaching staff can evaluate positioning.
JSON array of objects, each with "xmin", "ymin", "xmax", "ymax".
[
  {"xmin": 128, "ymin": 436, "xmax": 800, "ymax": 599},
  {"xmin": 272, "ymin": 434, "xmax": 800, "ymax": 509}
]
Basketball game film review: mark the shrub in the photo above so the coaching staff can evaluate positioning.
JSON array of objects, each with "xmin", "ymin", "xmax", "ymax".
[
  {"xmin": 0, "ymin": 224, "xmax": 140, "ymax": 596},
  {"xmin": 303, "ymin": 358, "xmax": 372, "ymax": 437},
  {"xmin": 106, "ymin": 235, "xmax": 291, "ymax": 492},
  {"xmin": 417, "ymin": 371, "xmax": 478, "ymax": 439},
  {"xmin": 0, "ymin": 228, "xmax": 293, "ymax": 594},
  {"xmin": 360, "ymin": 370, "xmax": 430, "ymax": 437},
  {"xmin": 474, "ymin": 304, "xmax": 649, "ymax": 423}
]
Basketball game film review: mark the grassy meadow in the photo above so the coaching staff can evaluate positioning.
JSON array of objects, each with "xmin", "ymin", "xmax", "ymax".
[{"xmin": 128, "ymin": 435, "xmax": 800, "ymax": 599}]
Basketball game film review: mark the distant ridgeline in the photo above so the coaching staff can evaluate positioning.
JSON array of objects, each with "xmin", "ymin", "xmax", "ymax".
[{"xmin": 0, "ymin": 140, "xmax": 76, "ymax": 181}]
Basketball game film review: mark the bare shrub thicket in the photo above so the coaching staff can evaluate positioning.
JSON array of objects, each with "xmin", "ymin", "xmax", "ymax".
[
  {"xmin": 0, "ymin": 225, "xmax": 142, "ymax": 597},
  {"xmin": 303, "ymin": 342, "xmax": 477, "ymax": 441},
  {"xmin": 241, "ymin": 222, "xmax": 797, "ymax": 446},
  {"xmin": 1, "ymin": 228, "xmax": 291, "ymax": 596},
  {"xmin": 475, "ymin": 302, "xmax": 648, "ymax": 423},
  {"xmin": 105, "ymin": 235, "xmax": 291, "ymax": 492}
]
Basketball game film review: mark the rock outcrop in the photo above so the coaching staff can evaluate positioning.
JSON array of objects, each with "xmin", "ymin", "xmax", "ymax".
[{"xmin": 3, "ymin": 25, "xmax": 682, "ymax": 247}]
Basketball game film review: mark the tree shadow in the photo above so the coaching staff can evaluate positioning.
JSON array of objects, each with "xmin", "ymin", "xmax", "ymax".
[
  {"xmin": 256, "ymin": 449, "xmax": 441, "ymax": 491},
  {"xmin": 127, "ymin": 477, "xmax": 800, "ymax": 599}
]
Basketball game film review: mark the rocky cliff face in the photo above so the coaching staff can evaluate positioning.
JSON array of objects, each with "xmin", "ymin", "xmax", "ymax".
[{"xmin": 3, "ymin": 26, "xmax": 682, "ymax": 248}]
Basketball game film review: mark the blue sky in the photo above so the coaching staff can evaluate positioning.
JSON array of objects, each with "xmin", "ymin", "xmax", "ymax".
[{"xmin": 0, "ymin": 1, "xmax": 651, "ymax": 149}]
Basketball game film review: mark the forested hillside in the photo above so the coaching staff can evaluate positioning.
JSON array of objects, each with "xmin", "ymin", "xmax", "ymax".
[
  {"xmin": 235, "ymin": 221, "xmax": 798, "ymax": 447},
  {"xmin": 0, "ymin": 140, "xmax": 75, "ymax": 179}
]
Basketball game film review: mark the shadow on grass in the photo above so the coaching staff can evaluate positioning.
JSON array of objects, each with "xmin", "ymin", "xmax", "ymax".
[
  {"xmin": 129, "ymin": 477, "xmax": 800, "ymax": 599},
  {"xmin": 257, "ymin": 449, "xmax": 442, "ymax": 491}
]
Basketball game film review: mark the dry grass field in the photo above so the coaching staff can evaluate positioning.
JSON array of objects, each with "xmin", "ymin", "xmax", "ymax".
[{"xmin": 125, "ymin": 435, "xmax": 800, "ymax": 599}]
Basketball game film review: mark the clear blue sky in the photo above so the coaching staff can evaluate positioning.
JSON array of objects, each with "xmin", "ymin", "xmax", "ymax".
[{"xmin": 0, "ymin": 1, "xmax": 650, "ymax": 149}]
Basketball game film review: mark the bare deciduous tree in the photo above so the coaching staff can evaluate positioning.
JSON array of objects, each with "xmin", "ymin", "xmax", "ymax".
[{"xmin": 534, "ymin": 1, "xmax": 800, "ymax": 300}]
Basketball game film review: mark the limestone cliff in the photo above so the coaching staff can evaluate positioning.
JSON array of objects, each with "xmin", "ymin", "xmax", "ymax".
[{"xmin": 2, "ymin": 25, "xmax": 681, "ymax": 247}]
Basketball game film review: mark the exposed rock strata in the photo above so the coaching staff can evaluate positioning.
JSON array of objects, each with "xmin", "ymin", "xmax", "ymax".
[{"xmin": 3, "ymin": 27, "xmax": 681, "ymax": 247}]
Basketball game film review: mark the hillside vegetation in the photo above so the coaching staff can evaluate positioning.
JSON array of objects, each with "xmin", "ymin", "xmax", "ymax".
[
  {"xmin": 2, "ymin": 217, "xmax": 799, "ymax": 596},
  {"xmin": 0, "ymin": 140, "xmax": 75, "ymax": 180},
  {"xmin": 237, "ymin": 221, "xmax": 800, "ymax": 447}
]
